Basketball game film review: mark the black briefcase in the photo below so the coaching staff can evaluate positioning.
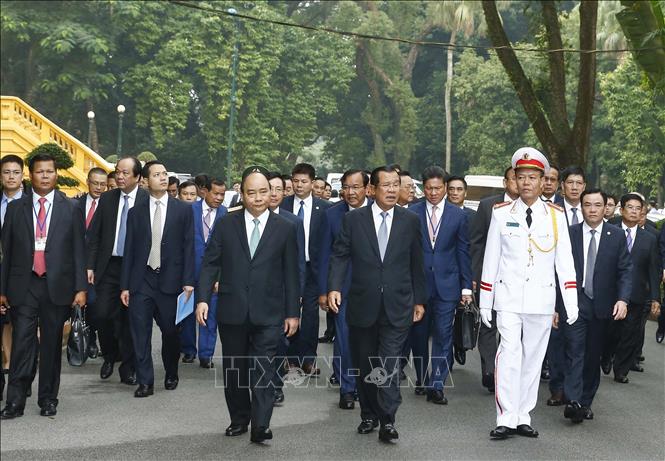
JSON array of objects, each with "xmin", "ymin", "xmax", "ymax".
[
  {"xmin": 67, "ymin": 304, "xmax": 90, "ymax": 367},
  {"xmin": 453, "ymin": 299, "xmax": 480, "ymax": 353}
]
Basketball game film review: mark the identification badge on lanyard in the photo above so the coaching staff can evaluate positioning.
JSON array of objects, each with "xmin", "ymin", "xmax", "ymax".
[{"xmin": 35, "ymin": 237, "xmax": 47, "ymax": 252}]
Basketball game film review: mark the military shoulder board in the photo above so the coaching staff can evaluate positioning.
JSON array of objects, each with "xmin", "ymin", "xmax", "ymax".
[
  {"xmin": 493, "ymin": 201, "xmax": 511, "ymax": 209},
  {"xmin": 546, "ymin": 202, "xmax": 564, "ymax": 213}
]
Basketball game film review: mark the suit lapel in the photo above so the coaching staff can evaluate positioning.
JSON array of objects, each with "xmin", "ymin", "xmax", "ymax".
[
  {"xmin": 360, "ymin": 206, "xmax": 381, "ymax": 261},
  {"xmin": 22, "ymin": 195, "xmax": 34, "ymax": 246},
  {"xmin": 46, "ymin": 192, "xmax": 64, "ymax": 244},
  {"xmin": 383, "ymin": 207, "xmax": 401, "ymax": 262},
  {"xmin": 162, "ymin": 197, "xmax": 175, "ymax": 242},
  {"xmin": 417, "ymin": 204, "xmax": 431, "ymax": 248},
  {"xmin": 233, "ymin": 212, "xmax": 251, "ymax": 260}
]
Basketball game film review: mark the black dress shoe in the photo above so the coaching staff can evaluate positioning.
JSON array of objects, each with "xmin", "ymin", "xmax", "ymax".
[
  {"xmin": 134, "ymin": 384, "xmax": 154, "ymax": 398},
  {"xmin": 318, "ymin": 335, "xmax": 334, "ymax": 343},
  {"xmin": 302, "ymin": 363, "xmax": 320, "ymax": 376},
  {"xmin": 120, "ymin": 373, "xmax": 137, "ymax": 385},
  {"xmin": 379, "ymin": 423, "xmax": 399, "ymax": 442},
  {"xmin": 614, "ymin": 375, "xmax": 629, "ymax": 383},
  {"xmin": 516, "ymin": 424, "xmax": 539, "ymax": 438},
  {"xmin": 489, "ymin": 426, "xmax": 514, "ymax": 440},
  {"xmin": 273, "ymin": 389, "xmax": 285, "ymax": 406},
  {"xmin": 40, "ymin": 402, "xmax": 57, "ymax": 417},
  {"xmin": 357, "ymin": 419, "xmax": 379, "ymax": 434},
  {"xmin": 637, "ymin": 355, "xmax": 645, "ymax": 362},
  {"xmin": 199, "ymin": 358, "xmax": 214, "ymax": 368},
  {"xmin": 414, "ymin": 386, "xmax": 427, "ymax": 396},
  {"xmin": 564, "ymin": 401, "xmax": 584, "ymax": 423},
  {"xmin": 601, "ymin": 359, "xmax": 612, "ymax": 375},
  {"xmin": 250, "ymin": 427, "xmax": 273, "ymax": 443},
  {"xmin": 165, "ymin": 376, "xmax": 179, "ymax": 390},
  {"xmin": 225, "ymin": 424, "xmax": 248, "ymax": 436},
  {"xmin": 0, "ymin": 403, "xmax": 24, "ymax": 419},
  {"xmin": 100, "ymin": 361, "xmax": 114, "ymax": 379},
  {"xmin": 182, "ymin": 354, "xmax": 195, "ymax": 363},
  {"xmin": 656, "ymin": 328, "xmax": 665, "ymax": 344},
  {"xmin": 454, "ymin": 348, "xmax": 466, "ymax": 365},
  {"xmin": 583, "ymin": 407, "xmax": 594, "ymax": 420},
  {"xmin": 426, "ymin": 389, "xmax": 448, "ymax": 405},
  {"xmin": 26, "ymin": 386, "xmax": 32, "ymax": 398},
  {"xmin": 329, "ymin": 374, "xmax": 340, "ymax": 385},
  {"xmin": 339, "ymin": 393, "xmax": 355, "ymax": 410},
  {"xmin": 547, "ymin": 391, "xmax": 565, "ymax": 406},
  {"xmin": 88, "ymin": 342, "xmax": 99, "ymax": 359},
  {"xmin": 630, "ymin": 363, "xmax": 644, "ymax": 372},
  {"xmin": 540, "ymin": 362, "xmax": 550, "ymax": 380},
  {"xmin": 481, "ymin": 373, "xmax": 494, "ymax": 393}
]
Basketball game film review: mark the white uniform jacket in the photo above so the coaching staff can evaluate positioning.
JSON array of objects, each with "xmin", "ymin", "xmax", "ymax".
[{"xmin": 479, "ymin": 198, "xmax": 578, "ymax": 317}]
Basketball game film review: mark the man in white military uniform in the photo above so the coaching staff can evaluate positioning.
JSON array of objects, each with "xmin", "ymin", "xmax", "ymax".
[{"xmin": 479, "ymin": 147, "xmax": 578, "ymax": 440}]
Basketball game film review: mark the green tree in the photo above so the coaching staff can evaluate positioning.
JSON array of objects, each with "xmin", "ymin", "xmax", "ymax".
[{"xmin": 25, "ymin": 142, "xmax": 79, "ymax": 188}]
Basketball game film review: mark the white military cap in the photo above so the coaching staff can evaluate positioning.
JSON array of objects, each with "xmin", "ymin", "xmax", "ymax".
[{"xmin": 511, "ymin": 147, "xmax": 550, "ymax": 174}]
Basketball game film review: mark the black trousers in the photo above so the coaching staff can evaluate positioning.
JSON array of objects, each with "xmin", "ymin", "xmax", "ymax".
[
  {"xmin": 127, "ymin": 270, "xmax": 180, "ymax": 386},
  {"xmin": 636, "ymin": 302, "xmax": 651, "ymax": 358},
  {"xmin": 219, "ymin": 322, "xmax": 281, "ymax": 430},
  {"xmin": 7, "ymin": 275, "xmax": 69, "ymax": 408},
  {"xmin": 606, "ymin": 302, "xmax": 643, "ymax": 378},
  {"xmin": 349, "ymin": 309, "xmax": 410, "ymax": 425},
  {"xmin": 477, "ymin": 307, "xmax": 498, "ymax": 376},
  {"xmin": 90, "ymin": 257, "xmax": 135, "ymax": 378}
]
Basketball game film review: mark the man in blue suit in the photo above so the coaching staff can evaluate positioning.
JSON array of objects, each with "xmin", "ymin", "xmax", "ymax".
[
  {"xmin": 408, "ymin": 166, "xmax": 472, "ymax": 405},
  {"xmin": 120, "ymin": 161, "xmax": 195, "ymax": 398},
  {"xmin": 280, "ymin": 163, "xmax": 331, "ymax": 375},
  {"xmin": 267, "ymin": 171, "xmax": 305, "ymax": 405},
  {"xmin": 180, "ymin": 177, "xmax": 227, "ymax": 368},
  {"xmin": 560, "ymin": 189, "xmax": 632, "ymax": 423},
  {"xmin": 318, "ymin": 169, "xmax": 371, "ymax": 410}
]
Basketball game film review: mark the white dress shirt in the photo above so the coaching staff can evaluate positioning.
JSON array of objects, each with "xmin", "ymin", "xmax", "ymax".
[
  {"xmin": 244, "ymin": 208, "xmax": 269, "ymax": 246},
  {"xmin": 503, "ymin": 193, "xmax": 514, "ymax": 203},
  {"xmin": 564, "ymin": 200, "xmax": 581, "ymax": 226},
  {"xmin": 621, "ymin": 222, "xmax": 637, "ymax": 246},
  {"xmin": 582, "ymin": 221, "xmax": 602, "ymax": 290},
  {"xmin": 371, "ymin": 202, "xmax": 394, "ymax": 240},
  {"xmin": 293, "ymin": 194, "xmax": 313, "ymax": 261},
  {"xmin": 1, "ymin": 189, "xmax": 22, "ymax": 226},
  {"xmin": 113, "ymin": 185, "xmax": 140, "ymax": 256},
  {"xmin": 349, "ymin": 198, "xmax": 369, "ymax": 210}
]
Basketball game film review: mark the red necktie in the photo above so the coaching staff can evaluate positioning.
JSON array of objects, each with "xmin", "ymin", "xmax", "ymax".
[
  {"xmin": 33, "ymin": 197, "xmax": 47, "ymax": 276},
  {"xmin": 85, "ymin": 199, "xmax": 97, "ymax": 229}
]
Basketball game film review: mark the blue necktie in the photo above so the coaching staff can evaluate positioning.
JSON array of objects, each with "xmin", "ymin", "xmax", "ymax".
[
  {"xmin": 378, "ymin": 211, "xmax": 388, "ymax": 261},
  {"xmin": 297, "ymin": 200, "xmax": 305, "ymax": 220},
  {"xmin": 625, "ymin": 228, "xmax": 633, "ymax": 253},
  {"xmin": 571, "ymin": 207, "xmax": 579, "ymax": 226},
  {"xmin": 116, "ymin": 194, "xmax": 129, "ymax": 256},
  {"xmin": 249, "ymin": 218, "xmax": 261, "ymax": 258}
]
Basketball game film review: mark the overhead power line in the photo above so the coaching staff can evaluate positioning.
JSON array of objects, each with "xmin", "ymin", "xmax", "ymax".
[{"xmin": 168, "ymin": 0, "xmax": 664, "ymax": 56}]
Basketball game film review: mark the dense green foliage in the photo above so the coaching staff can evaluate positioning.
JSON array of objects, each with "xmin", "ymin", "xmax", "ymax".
[{"xmin": 1, "ymin": 1, "xmax": 663, "ymax": 200}]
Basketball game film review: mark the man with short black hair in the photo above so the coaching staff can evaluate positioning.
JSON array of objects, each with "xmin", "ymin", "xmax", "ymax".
[
  {"xmin": 602, "ymin": 193, "xmax": 660, "ymax": 383},
  {"xmin": 1, "ymin": 153, "xmax": 87, "ymax": 419},
  {"xmin": 167, "ymin": 176, "xmax": 180, "ymax": 199},
  {"xmin": 397, "ymin": 171, "xmax": 415, "ymax": 208},
  {"xmin": 194, "ymin": 174, "xmax": 209, "ymax": 201},
  {"xmin": 120, "ymin": 161, "xmax": 195, "ymax": 398},
  {"xmin": 280, "ymin": 163, "xmax": 331, "ymax": 375},
  {"xmin": 178, "ymin": 181, "xmax": 198, "ymax": 203},
  {"xmin": 313, "ymin": 177, "xmax": 326, "ymax": 199},
  {"xmin": 560, "ymin": 166, "xmax": 586, "ymax": 226},
  {"xmin": 541, "ymin": 165, "xmax": 563, "ymax": 204},
  {"xmin": 106, "ymin": 171, "xmax": 117, "ymax": 190},
  {"xmin": 604, "ymin": 195, "xmax": 617, "ymax": 221},
  {"xmin": 1, "ymin": 155, "xmax": 24, "ymax": 227}
]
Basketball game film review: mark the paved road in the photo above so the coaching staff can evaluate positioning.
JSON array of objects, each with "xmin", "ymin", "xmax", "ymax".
[{"xmin": 1, "ymin": 315, "xmax": 664, "ymax": 460}]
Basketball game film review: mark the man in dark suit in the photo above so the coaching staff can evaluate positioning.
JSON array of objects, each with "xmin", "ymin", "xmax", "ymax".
[
  {"xmin": 602, "ymin": 193, "xmax": 660, "ymax": 383},
  {"xmin": 196, "ymin": 166, "xmax": 300, "ymax": 443},
  {"xmin": 408, "ymin": 166, "xmax": 472, "ymax": 405},
  {"xmin": 120, "ymin": 161, "xmax": 195, "ymax": 398},
  {"xmin": 266, "ymin": 171, "xmax": 305, "ymax": 405},
  {"xmin": 318, "ymin": 169, "xmax": 371, "ymax": 410},
  {"xmin": 77, "ymin": 167, "xmax": 108, "ymax": 359},
  {"xmin": 280, "ymin": 163, "xmax": 331, "ymax": 375},
  {"xmin": 87, "ymin": 157, "xmax": 147, "ymax": 385},
  {"xmin": 179, "ymin": 177, "xmax": 227, "ymax": 367},
  {"xmin": 559, "ymin": 189, "xmax": 632, "ymax": 423},
  {"xmin": 0, "ymin": 152, "xmax": 87, "ymax": 419},
  {"xmin": 328, "ymin": 165, "xmax": 427, "ymax": 442},
  {"xmin": 540, "ymin": 164, "xmax": 564, "ymax": 205},
  {"xmin": 446, "ymin": 175, "xmax": 476, "ymax": 219},
  {"xmin": 469, "ymin": 166, "xmax": 518, "ymax": 392}
]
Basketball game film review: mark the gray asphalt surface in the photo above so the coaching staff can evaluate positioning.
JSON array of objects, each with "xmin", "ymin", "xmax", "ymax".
[{"xmin": 1, "ymin": 314, "xmax": 664, "ymax": 460}]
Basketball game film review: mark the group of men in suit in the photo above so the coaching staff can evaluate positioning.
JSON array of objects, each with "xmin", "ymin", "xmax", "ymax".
[{"xmin": 1, "ymin": 150, "xmax": 663, "ymax": 447}]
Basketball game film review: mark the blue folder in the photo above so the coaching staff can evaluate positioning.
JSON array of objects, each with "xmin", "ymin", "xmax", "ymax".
[{"xmin": 175, "ymin": 291, "xmax": 194, "ymax": 325}]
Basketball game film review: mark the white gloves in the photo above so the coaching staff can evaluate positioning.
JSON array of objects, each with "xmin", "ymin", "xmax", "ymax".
[
  {"xmin": 480, "ymin": 308, "xmax": 493, "ymax": 328},
  {"xmin": 566, "ymin": 308, "xmax": 579, "ymax": 325}
]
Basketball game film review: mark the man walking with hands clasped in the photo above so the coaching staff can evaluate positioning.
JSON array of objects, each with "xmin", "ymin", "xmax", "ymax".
[{"xmin": 479, "ymin": 148, "xmax": 578, "ymax": 440}]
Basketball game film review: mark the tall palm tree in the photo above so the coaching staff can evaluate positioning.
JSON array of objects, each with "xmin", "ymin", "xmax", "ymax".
[{"xmin": 426, "ymin": 1, "xmax": 483, "ymax": 172}]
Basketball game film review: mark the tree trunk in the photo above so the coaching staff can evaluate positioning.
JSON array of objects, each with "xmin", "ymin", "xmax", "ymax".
[
  {"xmin": 23, "ymin": 42, "xmax": 38, "ymax": 104},
  {"xmin": 445, "ymin": 33, "xmax": 456, "ymax": 173}
]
